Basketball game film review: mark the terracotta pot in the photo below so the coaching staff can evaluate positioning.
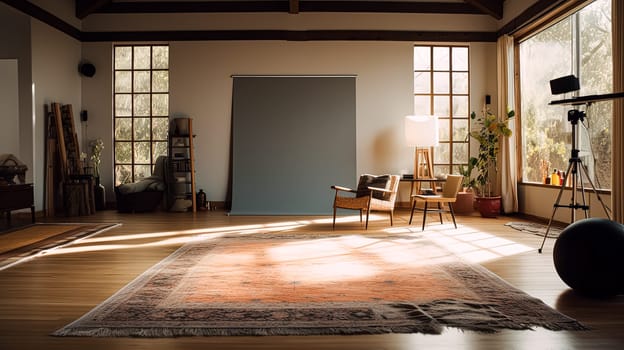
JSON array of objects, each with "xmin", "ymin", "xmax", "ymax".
[
  {"xmin": 475, "ymin": 196, "xmax": 501, "ymax": 218},
  {"xmin": 454, "ymin": 191, "xmax": 475, "ymax": 214}
]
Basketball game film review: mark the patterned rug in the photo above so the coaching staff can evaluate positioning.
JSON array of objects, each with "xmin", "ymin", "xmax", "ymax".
[
  {"xmin": 505, "ymin": 222, "xmax": 564, "ymax": 238},
  {"xmin": 53, "ymin": 230, "xmax": 585, "ymax": 337},
  {"xmin": 0, "ymin": 223, "xmax": 119, "ymax": 271}
]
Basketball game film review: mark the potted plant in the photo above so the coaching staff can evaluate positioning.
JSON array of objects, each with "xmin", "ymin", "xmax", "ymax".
[
  {"xmin": 454, "ymin": 157, "xmax": 477, "ymax": 214},
  {"xmin": 458, "ymin": 157, "xmax": 477, "ymax": 191},
  {"xmin": 469, "ymin": 107, "xmax": 514, "ymax": 217}
]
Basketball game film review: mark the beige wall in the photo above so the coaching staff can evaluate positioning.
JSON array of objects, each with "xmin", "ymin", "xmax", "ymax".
[
  {"xmin": 519, "ymin": 184, "xmax": 612, "ymax": 222},
  {"xmin": 77, "ymin": 8, "xmax": 503, "ymax": 203},
  {"xmin": 0, "ymin": 3, "xmax": 82, "ymax": 211},
  {"xmin": 82, "ymin": 12, "xmax": 497, "ymax": 32},
  {"xmin": 0, "ymin": 59, "xmax": 20, "ymax": 157},
  {"xmin": 30, "ymin": 0, "xmax": 81, "ymax": 29},
  {"xmin": 31, "ymin": 18, "xmax": 82, "ymax": 210},
  {"xmin": 80, "ymin": 43, "xmax": 113, "ymax": 199},
  {"xmin": 0, "ymin": 4, "xmax": 32, "ymax": 183},
  {"xmin": 500, "ymin": 0, "xmax": 541, "ymax": 27},
  {"xmin": 7, "ymin": 2, "xmax": 554, "ymax": 215},
  {"xmin": 82, "ymin": 40, "xmax": 496, "ymax": 203}
]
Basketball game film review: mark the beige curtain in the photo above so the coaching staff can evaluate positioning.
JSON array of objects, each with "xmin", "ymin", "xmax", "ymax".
[
  {"xmin": 497, "ymin": 34, "xmax": 518, "ymax": 213},
  {"xmin": 613, "ymin": 0, "xmax": 624, "ymax": 224}
]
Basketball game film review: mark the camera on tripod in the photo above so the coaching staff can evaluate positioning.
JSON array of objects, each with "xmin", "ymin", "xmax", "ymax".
[{"xmin": 538, "ymin": 74, "xmax": 614, "ymax": 253}]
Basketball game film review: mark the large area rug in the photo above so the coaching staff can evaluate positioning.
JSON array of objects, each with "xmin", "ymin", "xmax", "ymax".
[
  {"xmin": 0, "ymin": 223, "xmax": 119, "ymax": 271},
  {"xmin": 53, "ymin": 230, "xmax": 585, "ymax": 337}
]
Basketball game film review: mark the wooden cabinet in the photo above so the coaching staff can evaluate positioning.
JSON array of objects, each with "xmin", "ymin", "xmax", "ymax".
[
  {"xmin": 168, "ymin": 118, "xmax": 196, "ymax": 212},
  {"xmin": 0, "ymin": 183, "xmax": 35, "ymax": 226}
]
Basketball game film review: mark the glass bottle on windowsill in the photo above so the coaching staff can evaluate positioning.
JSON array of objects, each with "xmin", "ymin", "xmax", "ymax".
[{"xmin": 551, "ymin": 169, "xmax": 560, "ymax": 186}]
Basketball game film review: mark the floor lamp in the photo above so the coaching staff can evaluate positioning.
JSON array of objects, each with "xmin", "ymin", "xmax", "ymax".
[{"xmin": 405, "ymin": 115, "xmax": 439, "ymax": 180}]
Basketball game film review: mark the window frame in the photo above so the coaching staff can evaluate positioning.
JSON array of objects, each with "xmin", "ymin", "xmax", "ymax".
[
  {"xmin": 113, "ymin": 44, "xmax": 170, "ymax": 186},
  {"xmin": 515, "ymin": 0, "xmax": 612, "ymax": 191},
  {"xmin": 413, "ymin": 44, "xmax": 471, "ymax": 177}
]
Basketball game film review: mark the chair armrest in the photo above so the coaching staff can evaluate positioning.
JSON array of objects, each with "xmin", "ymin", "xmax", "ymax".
[
  {"xmin": 368, "ymin": 186, "xmax": 392, "ymax": 194},
  {"xmin": 331, "ymin": 185, "xmax": 356, "ymax": 193}
]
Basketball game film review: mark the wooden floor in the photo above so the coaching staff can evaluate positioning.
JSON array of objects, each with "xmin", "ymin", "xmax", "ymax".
[{"xmin": 0, "ymin": 209, "xmax": 623, "ymax": 350}]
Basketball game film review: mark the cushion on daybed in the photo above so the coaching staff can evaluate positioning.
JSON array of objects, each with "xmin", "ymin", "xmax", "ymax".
[{"xmin": 115, "ymin": 155, "xmax": 167, "ymax": 213}]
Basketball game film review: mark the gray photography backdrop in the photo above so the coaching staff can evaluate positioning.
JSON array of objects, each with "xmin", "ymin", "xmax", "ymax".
[{"xmin": 231, "ymin": 76, "xmax": 356, "ymax": 215}]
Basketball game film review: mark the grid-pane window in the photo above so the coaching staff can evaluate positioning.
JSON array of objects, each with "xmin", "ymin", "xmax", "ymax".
[
  {"xmin": 113, "ymin": 45, "xmax": 169, "ymax": 186},
  {"xmin": 519, "ymin": 0, "xmax": 612, "ymax": 189},
  {"xmin": 414, "ymin": 45, "xmax": 470, "ymax": 176}
]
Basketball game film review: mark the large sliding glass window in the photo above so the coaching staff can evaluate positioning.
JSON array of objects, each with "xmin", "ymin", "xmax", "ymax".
[
  {"xmin": 519, "ymin": 0, "xmax": 612, "ymax": 189},
  {"xmin": 414, "ymin": 45, "xmax": 470, "ymax": 176},
  {"xmin": 113, "ymin": 45, "xmax": 169, "ymax": 186}
]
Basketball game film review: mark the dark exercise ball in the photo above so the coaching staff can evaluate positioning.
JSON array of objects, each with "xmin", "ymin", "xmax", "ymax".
[{"xmin": 553, "ymin": 218, "xmax": 624, "ymax": 297}]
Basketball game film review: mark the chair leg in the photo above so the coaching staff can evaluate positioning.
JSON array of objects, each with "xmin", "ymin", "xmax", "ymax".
[
  {"xmin": 438, "ymin": 202, "xmax": 443, "ymax": 224},
  {"xmin": 365, "ymin": 210, "xmax": 370, "ymax": 229},
  {"xmin": 389, "ymin": 210, "xmax": 394, "ymax": 226},
  {"xmin": 359, "ymin": 209, "xmax": 363, "ymax": 223},
  {"xmin": 421, "ymin": 202, "xmax": 428, "ymax": 231},
  {"xmin": 333, "ymin": 206, "xmax": 337, "ymax": 229},
  {"xmin": 449, "ymin": 203, "xmax": 458, "ymax": 229},
  {"xmin": 409, "ymin": 200, "xmax": 416, "ymax": 225}
]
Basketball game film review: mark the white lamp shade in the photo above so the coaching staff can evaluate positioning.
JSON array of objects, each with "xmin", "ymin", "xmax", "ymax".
[{"xmin": 405, "ymin": 115, "xmax": 439, "ymax": 147}]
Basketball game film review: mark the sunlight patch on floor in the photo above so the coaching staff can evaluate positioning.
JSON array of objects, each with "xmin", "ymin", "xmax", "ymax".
[
  {"xmin": 265, "ymin": 234, "xmax": 462, "ymax": 283},
  {"xmin": 386, "ymin": 223, "xmax": 534, "ymax": 264},
  {"xmin": 45, "ymin": 222, "xmax": 305, "ymax": 256},
  {"xmin": 44, "ymin": 232, "xmax": 225, "ymax": 256}
]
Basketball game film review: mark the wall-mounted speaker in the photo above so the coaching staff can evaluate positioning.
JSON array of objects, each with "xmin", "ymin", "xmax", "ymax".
[
  {"xmin": 485, "ymin": 95, "xmax": 491, "ymax": 105},
  {"xmin": 78, "ymin": 62, "xmax": 96, "ymax": 78}
]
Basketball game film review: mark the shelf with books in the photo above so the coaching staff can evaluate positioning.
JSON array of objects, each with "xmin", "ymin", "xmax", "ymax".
[{"xmin": 168, "ymin": 118, "xmax": 196, "ymax": 212}]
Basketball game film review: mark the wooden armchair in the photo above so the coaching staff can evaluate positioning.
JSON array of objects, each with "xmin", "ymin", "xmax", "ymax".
[
  {"xmin": 409, "ymin": 174, "xmax": 463, "ymax": 230},
  {"xmin": 331, "ymin": 174, "xmax": 400, "ymax": 229}
]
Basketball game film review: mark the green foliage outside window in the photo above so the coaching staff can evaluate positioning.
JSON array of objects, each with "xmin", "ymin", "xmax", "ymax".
[{"xmin": 520, "ymin": 0, "xmax": 612, "ymax": 189}]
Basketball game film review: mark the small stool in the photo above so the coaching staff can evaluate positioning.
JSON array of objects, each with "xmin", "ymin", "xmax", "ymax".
[{"xmin": 64, "ymin": 175, "xmax": 95, "ymax": 216}]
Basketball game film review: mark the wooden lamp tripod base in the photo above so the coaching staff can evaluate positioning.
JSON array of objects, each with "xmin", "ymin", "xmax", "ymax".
[
  {"xmin": 414, "ymin": 147, "xmax": 434, "ymax": 179},
  {"xmin": 411, "ymin": 147, "xmax": 435, "ymax": 197}
]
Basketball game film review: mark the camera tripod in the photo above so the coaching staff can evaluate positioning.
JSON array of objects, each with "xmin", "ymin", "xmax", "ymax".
[{"xmin": 538, "ymin": 108, "xmax": 611, "ymax": 253}]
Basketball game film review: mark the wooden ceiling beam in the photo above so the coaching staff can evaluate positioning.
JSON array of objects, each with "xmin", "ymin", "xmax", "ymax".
[
  {"xmin": 98, "ymin": 1, "xmax": 288, "ymax": 14},
  {"xmin": 81, "ymin": 29, "xmax": 497, "ymax": 42},
  {"xmin": 91, "ymin": 1, "xmax": 482, "ymax": 15},
  {"xmin": 463, "ymin": 0, "xmax": 503, "ymax": 19},
  {"xmin": 75, "ymin": 0, "xmax": 112, "ymax": 19},
  {"xmin": 48, "ymin": 0, "xmax": 507, "ymax": 20},
  {"xmin": 289, "ymin": 0, "xmax": 299, "ymax": 14}
]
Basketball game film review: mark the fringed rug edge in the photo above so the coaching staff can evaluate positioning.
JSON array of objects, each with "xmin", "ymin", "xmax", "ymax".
[{"xmin": 51, "ymin": 325, "xmax": 443, "ymax": 338}]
